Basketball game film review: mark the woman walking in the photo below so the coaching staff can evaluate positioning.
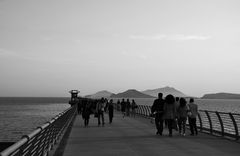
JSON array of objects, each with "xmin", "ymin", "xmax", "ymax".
[
  {"xmin": 121, "ymin": 99, "xmax": 126, "ymax": 118},
  {"xmin": 131, "ymin": 99, "xmax": 137, "ymax": 117},
  {"xmin": 107, "ymin": 99, "xmax": 114, "ymax": 123},
  {"xmin": 177, "ymin": 98, "xmax": 188, "ymax": 136},
  {"xmin": 126, "ymin": 99, "xmax": 131, "ymax": 116},
  {"xmin": 96, "ymin": 98, "xmax": 105, "ymax": 126},
  {"xmin": 82, "ymin": 100, "xmax": 91, "ymax": 127},
  {"xmin": 163, "ymin": 94, "xmax": 177, "ymax": 137}
]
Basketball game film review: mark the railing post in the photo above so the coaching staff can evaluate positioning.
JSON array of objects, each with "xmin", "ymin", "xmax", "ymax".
[
  {"xmin": 147, "ymin": 106, "xmax": 151, "ymax": 117},
  {"xmin": 229, "ymin": 113, "xmax": 239, "ymax": 140},
  {"xmin": 143, "ymin": 106, "xmax": 147, "ymax": 117},
  {"xmin": 19, "ymin": 135, "xmax": 30, "ymax": 155},
  {"xmin": 139, "ymin": 105, "xmax": 143, "ymax": 116},
  {"xmin": 205, "ymin": 111, "xmax": 213, "ymax": 134},
  {"xmin": 215, "ymin": 111, "xmax": 224, "ymax": 137}
]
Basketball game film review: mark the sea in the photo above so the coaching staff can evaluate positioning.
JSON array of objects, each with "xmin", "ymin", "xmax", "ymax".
[
  {"xmin": 1, "ymin": 97, "xmax": 240, "ymax": 142},
  {"xmin": 0, "ymin": 97, "xmax": 70, "ymax": 142}
]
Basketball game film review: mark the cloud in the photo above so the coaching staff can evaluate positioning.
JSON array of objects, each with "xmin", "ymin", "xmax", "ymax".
[
  {"xmin": 42, "ymin": 36, "xmax": 54, "ymax": 41},
  {"xmin": 129, "ymin": 34, "xmax": 211, "ymax": 41},
  {"xmin": 129, "ymin": 34, "xmax": 167, "ymax": 40},
  {"xmin": 120, "ymin": 50, "xmax": 149, "ymax": 60},
  {"xmin": 168, "ymin": 35, "xmax": 211, "ymax": 41},
  {"xmin": 0, "ymin": 48, "xmax": 76, "ymax": 64},
  {"xmin": 138, "ymin": 54, "xmax": 148, "ymax": 60},
  {"xmin": 0, "ymin": 48, "xmax": 19, "ymax": 56}
]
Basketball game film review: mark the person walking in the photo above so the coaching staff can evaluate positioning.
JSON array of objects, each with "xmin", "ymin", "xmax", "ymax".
[
  {"xmin": 188, "ymin": 98, "xmax": 198, "ymax": 135},
  {"xmin": 163, "ymin": 94, "xmax": 177, "ymax": 137},
  {"xmin": 77, "ymin": 98, "xmax": 83, "ymax": 115},
  {"xmin": 126, "ymin": 99, "xmax": 131, "ymax": 116},
  {"xmin": 177, "ymin": 98, "xmax": 188, "ymax": 136},
  {"xmin": 173, "ymin": 97, "xmax": 180, "ymax": 131},
  {"xmin": 82, "ymin": 99, "xmax": 91, "ymax": 127},
  {"xmin": 117, "ymin": 99, "xmax": 121, "ymax": 111},
  {"xmin": 96, "ymin": 98, "xmax": 105, "ymax": 126},
  {"xmin": 121, "ymin": 99, "xmax": 126, "ymax": 118},
  {"xmin": 107, "ymin": 99, "xmax": 114, "ymax": 123},
  {"xmin": 151, "ymin": 93, "xmax": 165, "ymax": 135},
  {"xmin": 131, "ymin": 99, "xmax": 137, "ymax": 117}
]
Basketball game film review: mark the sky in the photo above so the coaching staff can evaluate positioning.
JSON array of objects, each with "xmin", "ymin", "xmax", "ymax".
[{"xmin": 0, "ymin": 0, "xmax": 240, "ymax": 97}]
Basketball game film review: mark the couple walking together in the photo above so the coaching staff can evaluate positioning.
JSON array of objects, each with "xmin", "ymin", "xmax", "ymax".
[{"xmin": 95, "ymin": 98, "xmax": 114, "ymax": 126}]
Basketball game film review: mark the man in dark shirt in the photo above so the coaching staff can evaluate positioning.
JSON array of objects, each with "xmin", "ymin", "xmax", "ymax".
[{"xmin": 151, "ymin": 93, "xmax": 165, "ymax": 135}]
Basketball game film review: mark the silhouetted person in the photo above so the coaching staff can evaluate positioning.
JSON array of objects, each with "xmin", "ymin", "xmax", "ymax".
[
  {"xmin": 188, "ymin": 98, "xmax": 198, "ymax": 135},
  {"xmin": 164, "ymin": 94, "xmax": 177, "ymax": 137},
  {"xmin": 131, "ymin": 99, "xmax": 137, "ymax": 117},
  {"xmin": 117, "ymin": 99, "xmax": 121, "ymax": 111},
  {"xmin": 151, "ymin": 93, "xmax": 165, "ymax": 135},
  {"xmin": 82, "ymin": 99, "xmax": 91, "ymax": 127},
  {"xmin": 107, "ymin": 99, "xmax": 114, "ymax": 123},
  {"xmin": 126, "ymin": 99, "xmax": 131, "ymax": 116},
  {"xmin": 104, "ymin": 98, "xmax": 108, "ymax": 112},
  {"xmin": 177, "ymin": 98, "xmax": 188, "ymax": 136},
  {"xmin": 121, "ymin": 99, "xmax": 126, "ymax": 118},
  {"xmin": 96, "ymin": 97, "xmax": 105, "ymax": 126},
  {"xmin": 175, "ymin": 97, "xmax": 180, "ymax": 108},
  {"xmin": 77, "ymin": 98, "xmax": 83, "ymax": 114},
  {"xmin": 173, "ymin": 97, "xmax": 180, "ymax": 131}
]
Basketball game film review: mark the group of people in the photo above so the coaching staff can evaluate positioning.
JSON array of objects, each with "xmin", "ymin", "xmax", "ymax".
[
  {"xmin": 117, "ymin": 99, "xmax": 138, "ymax": 118},
  {"xmin": 151, "ymin": 93, "xmax": 198, "ymax": 137},
  {"xmin": 77, "ymin": 94, "xmax": 198, "ymax": 137},
  {"xmin": 77, "ymin": 97, "xmax": 114, "ymax": 127},
  {"xmin": 77, "ymin": 97, "xmax": 139, "ymax": 127}
]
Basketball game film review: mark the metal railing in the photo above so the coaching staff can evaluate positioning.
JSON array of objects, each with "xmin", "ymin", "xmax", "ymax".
[
  {"xmin": 0, "ymin": 105, "xmax": 77, "ymax": 156},
  {"xmin": 133, "ymin": 105, "xmax": 240, "ymax": 140}
]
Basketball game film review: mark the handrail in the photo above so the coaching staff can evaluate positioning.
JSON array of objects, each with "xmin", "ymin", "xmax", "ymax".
[
  {"xmin": 130, "ymin": 104, "xmax": 240, "ymax": 140},
  {"xmin": 0, "ymin": 105, "xmax": 77, "ymax": 156}
]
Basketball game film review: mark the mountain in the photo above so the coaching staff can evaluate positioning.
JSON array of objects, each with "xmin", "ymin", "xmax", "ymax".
[
  {"xmin": 110, "ymin": 89, "xmax": 154, "ymax": 98},
  {"xmin": 142, "ymin": 86, "xmax": 188, "ymax": 98},
  {"xmin": 202, "ymin": 93, "xmax": 240, "ymax": 99},
  {"xmin": 85, "ymin": 90, "xmax": 114, "ymax": 99}
]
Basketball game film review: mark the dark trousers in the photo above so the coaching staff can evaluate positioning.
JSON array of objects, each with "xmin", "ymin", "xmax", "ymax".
[
  {"xmin": 84, "ymin": 118, "xmax": 89, "ymax": 126},
  {"xmin": 155, "ymin": 113, "xmax": 164, "ymax": 134},
  {"xmin": 178, "ymin": 117, "xmax": 187, "ymax": 134},
  {"xmin": 166, "ymin": 119, "xmax": 174, "ymax": 136},
  {"xmin": 188, "ymin": 117, "xmax": 198, "ymax": 135},
  {"xmin": 98, "ymin": 111, "xmax": 105, "ymax": 125},
  {"xmin": 109, "ymin": 113, "xmax": 113, "ymax": 123}
]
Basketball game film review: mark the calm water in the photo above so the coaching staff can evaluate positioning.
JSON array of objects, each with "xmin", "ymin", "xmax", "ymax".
[{"xmin": 0, "ymin": 97, "xmax": 70, "ymax": 142}]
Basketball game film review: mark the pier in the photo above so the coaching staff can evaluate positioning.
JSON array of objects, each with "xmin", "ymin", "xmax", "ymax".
[
  {"xmin": 1, "ymin": 95, "xmax": 240, "ymax": 156},
  {"xmin": 61, "ymin": 112, "xmax": 240, "ymax": 156}
]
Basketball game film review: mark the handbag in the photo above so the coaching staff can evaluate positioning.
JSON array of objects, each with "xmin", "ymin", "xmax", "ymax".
[{"xmin": 187, "ymin": 111, "xmax": 192, "ymax": 117}]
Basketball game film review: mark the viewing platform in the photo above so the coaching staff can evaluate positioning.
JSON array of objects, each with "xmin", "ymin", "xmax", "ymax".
[
  {"xmin": 1, "ymin": 103, "xmax": 240, "ymax": 156},
  {"xmin": 59, "ymin": 112, "xmax": 240, "ymax": 156}
]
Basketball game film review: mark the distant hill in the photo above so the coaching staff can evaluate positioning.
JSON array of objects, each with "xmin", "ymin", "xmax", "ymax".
[
  {"xmin": 110, "ymin": 89, "xmax": 154, "ymax": 98},
  {"xmin": 202, "ymin": 93, "xmax": 240, "ymax": 99},
  {"xmin": 142, "ymin": 86, "xmax": 187, "ymax": 98},
  {"xmin": 85, "ymin": 90, "xmax": 114, "ymax": 99}
]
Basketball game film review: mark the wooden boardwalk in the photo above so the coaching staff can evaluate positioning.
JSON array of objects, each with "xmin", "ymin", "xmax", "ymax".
[{"xmin": 59, "ymin": 112, "xmax": 240, "ymax": 156}]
